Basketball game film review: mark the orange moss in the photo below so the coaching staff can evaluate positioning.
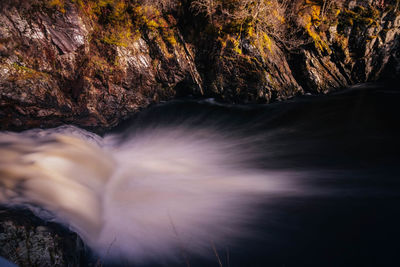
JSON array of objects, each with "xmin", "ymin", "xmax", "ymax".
[
  {"xmin": 300, "ymin": 4, "xmax": 332, "ymax": 54},
  {"xmin": 48, "ymin": 0, "xmax": 66, "ymax": 13},
  {"xmin": 219, "ymin": 35, "xmax": 242, "ymax": 55}
]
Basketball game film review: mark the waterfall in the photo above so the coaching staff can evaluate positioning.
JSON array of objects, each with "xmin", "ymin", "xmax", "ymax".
[{"xmin": 0, "ymin": 125, "xmax": 300, "ymax": 263}]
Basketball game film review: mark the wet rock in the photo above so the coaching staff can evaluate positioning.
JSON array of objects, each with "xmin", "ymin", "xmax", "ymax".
[
  {"xmin": 0, "ymin": 0, "xmax": 199, "ymax": 132},
  {"xmin": 0, "ymin": 208, "xmax": 93, "ymax": 267},
  {"xmin": 287, "ymin": 2, "xmax": 400, "ymax": 94},
  {"xmin": 0, "ymin": 0, "xmax": 399, "ymax": 131}
]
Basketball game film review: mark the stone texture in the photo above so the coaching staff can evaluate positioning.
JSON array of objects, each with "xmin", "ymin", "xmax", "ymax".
[
  {"xmin": 0, "ymin": 0, "xmax": 200, "ymax": 131},
  {"xmin": 0, "ymin": 0, "xmax": 399, "ymax": 131},
  {"xmin": 0, "ymin": 209, "xmax": 92, "ymax": 267}
]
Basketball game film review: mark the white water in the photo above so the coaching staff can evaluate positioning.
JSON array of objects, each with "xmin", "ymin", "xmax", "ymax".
[{"xmin": 0, "ymin": 125, "xmax": 300, "ymax": 263}]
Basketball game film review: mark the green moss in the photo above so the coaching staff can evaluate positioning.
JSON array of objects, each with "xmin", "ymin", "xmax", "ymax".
[
  {"xmin": 90, "ymin": 56, "xmax": 107, "ymax": 69},
  {"xmin": 338, "ymin": 4, "xmax": 381, "ymax": 32},
  {"xmin": 334, "ymin": 34, "xmax": 348, "ymax": 49},
  {"xmin": 218, "ymin": 35, "xmax": 243, "ymax": 55},
  {"xmin": 89, "ymin": 55, "xmax": 115, "ymax": 79},
  {"xmin": 9, "ymin": 63, "xmax": 48, "ymax": 80},
  {"xmin": 262, "ymin": 33, "xmax": 272, "ymax": 52},
  {"xmin": 101, "ymin": 29, "xmax": 132, "ymax": 47},
  {"xmin": 48, "ymin": 0, "xmax": 66, "ymax": 13},
  {"xmin": 70, "ymin": 0, "xmax": 135, "ymax": 47},
  {"xmin": 163, "ymin": 33, "xmax": 177, "ymax": 46},
  {"xmin": 130, "ymin": 5, "xmax": 178, "ymax": 49},
  {"xmin": 298, "ymin": 2, "xmax": 338, "ymax": 54},
  {"xmin": 300, "ymin": 9, "xmax": 331, "ymax": 54},
  {"xmin": 223, "ymin": 17, "xmax": 253, "ymax": 37},
  {"xmin": 72, "ymin": 1, "xmax": 177, "ymax": 49}
]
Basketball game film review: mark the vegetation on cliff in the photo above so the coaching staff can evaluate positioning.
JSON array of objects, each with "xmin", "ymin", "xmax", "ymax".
[{"xmin": 0, "ymin": 0, "xmax": 399, "ymax": 130}]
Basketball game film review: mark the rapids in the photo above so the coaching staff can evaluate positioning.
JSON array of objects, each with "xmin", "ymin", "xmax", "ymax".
[{"xmin": 1, "ymin": 83, "xmax": 400, "ymax": 266}]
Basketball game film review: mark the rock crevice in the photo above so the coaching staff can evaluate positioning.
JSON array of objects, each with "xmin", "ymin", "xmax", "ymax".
[{"xmin": 0, "ymin": 0, "xmax": 399, "ymax": 131}]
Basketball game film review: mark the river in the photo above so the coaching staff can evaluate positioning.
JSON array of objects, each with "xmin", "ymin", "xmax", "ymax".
[{"xmin": 1, "ymin": 83, "xmax": 399, "ymax": 266}]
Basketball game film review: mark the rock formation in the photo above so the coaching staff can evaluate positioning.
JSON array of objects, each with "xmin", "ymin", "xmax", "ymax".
[
  {"xmin": 0, "ymin": 0, "xmax": 399, "ymax": 131},
  {"xmin": 0, "ymin": 209, "xmax": 91, "ymax": 267},
  {"xmin": 0, "ymin": 1, "xmax": 399, "ymax": 265}
]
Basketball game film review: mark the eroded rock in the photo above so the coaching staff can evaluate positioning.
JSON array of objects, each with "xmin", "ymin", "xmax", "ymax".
[
  {"xmin": 0, "ymin": 0, "xmax": 399, "ymax": 131},
  {"xmin": 0, "ymin": 208, "xmax": 92, "ymax": 267}
]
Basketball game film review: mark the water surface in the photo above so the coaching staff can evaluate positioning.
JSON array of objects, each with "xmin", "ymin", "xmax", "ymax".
[{"xmin": 1, "ymin": 83, "xmax": 399, "ymax": 266}]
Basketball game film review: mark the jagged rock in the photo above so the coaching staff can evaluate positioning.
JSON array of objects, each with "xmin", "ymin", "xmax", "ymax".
[
  {"xmin": 287, "ymin": 2, "xmax": 400, "ymax": 93},
  {"xmin": 0, "ymin": 1, "xmax": 399, "ymax": 266},
  {"xmin": 0, "ymin": 0, "xmax": 200, "ymax": 131},
  {"xmin": 0, "ymin": 0, "xmax": 399, "ymax": 131}
]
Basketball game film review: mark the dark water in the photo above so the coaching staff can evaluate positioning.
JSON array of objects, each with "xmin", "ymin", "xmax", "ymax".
[
  {"xmin": 1, "ymin": 83, "xmax": 400, "ymax": 267},
  {"xmin": 112, "ymin": 83, "xmax": 400, "ymax": 267}
]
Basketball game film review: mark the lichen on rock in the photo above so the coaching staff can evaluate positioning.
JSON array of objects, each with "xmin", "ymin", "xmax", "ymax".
[{"xmin": 0, "ymin": 0, "xmax": 399, "ymax": 130}]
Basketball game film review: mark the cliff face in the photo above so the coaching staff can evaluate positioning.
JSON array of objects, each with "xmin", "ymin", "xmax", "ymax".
[
  {"xmin": 0, "ymin": 0, "xmax": 202, "ymax": 130},
  {"xmin": 289, "ymin": 0, "xmax": 400, "ymax": 93},
  {"xmin": 0, "ymin": 0, "xmax": 399, "ymax": 131}
]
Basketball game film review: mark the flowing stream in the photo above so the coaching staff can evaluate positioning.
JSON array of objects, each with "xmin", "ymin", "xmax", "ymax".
[{"xmin": 1, "ymin": 83, "xmax": 400, "ymax": 266}]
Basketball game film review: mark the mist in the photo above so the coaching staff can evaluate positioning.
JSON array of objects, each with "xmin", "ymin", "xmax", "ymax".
[{"xmin": 0, "ymin": 124, "xmax": 302, "ymax": 263}]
